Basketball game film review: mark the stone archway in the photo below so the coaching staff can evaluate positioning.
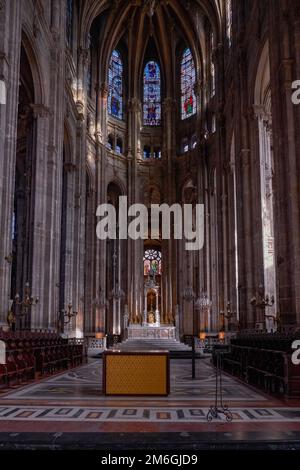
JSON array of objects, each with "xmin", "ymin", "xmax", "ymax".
[
  {"xmin": 253, "ymin": 41, "xmax": 277, "ymax": 331},
  {"xmin": 10, "ymin": 43, "xmax": 35, "ymax": 331}
]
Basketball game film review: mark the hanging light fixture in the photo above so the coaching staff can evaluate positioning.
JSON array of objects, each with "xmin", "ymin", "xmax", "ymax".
[
  {"xmin": 182, "ymin": 286, "xmax": 195, "ymax": 303},
  {"xmin": 195, "ymin": 290, "xmax": 212, "ymax": 311}
]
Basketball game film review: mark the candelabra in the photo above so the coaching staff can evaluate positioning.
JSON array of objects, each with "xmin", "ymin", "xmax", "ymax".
[
  {"xmin": 182, "ymin": 286, "xmax": 195, "ymax": 303},
  {"xmin": 207, "ymin": 349, "xmax": 233, "ymax": 423},
  {"xmin": 220, "ymin": 301, "xmax": 236, "ymax": 330},
  {"xmin": 14, "ymin": 282, "xmax": 39, "ymax": 317},
  {"xmin": 250, "ymin": 285, "xmax": 275, "ymax": 331},
  {"xmin": 250, "ymin": 285, "xmax": 274, "ymax": 309},
  {"xmin": 195, "ymin": 290, "xmax": 212, "ymax": 312},
  {"xmin": 60, "ymin": 303, "xmax": 78, "ymax": 327},
  {"xmin": 195, "ymin": 290, "xmax": 212, "ymax": 337}
]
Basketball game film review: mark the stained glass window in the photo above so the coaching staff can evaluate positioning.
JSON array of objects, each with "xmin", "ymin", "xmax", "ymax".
[
  {"xmin": 181, "ymin": 48, "xmax": 196, "ymax": 120},
  {"xmin": 143, "ymin": 61, "xmax": 161, "ymax": 126},
  {"xmin": 143, "ymin": 249, "xmax": 162, "ymax": 276},
  {"xmin": 108, "ymin": 50, "xmax": 123, "ymax": 120}
]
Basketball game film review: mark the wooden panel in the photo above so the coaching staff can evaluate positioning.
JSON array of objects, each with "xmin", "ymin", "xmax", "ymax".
[{"xmin": 103, "ymin": 351, "xmax": 170, "ymax": 396}]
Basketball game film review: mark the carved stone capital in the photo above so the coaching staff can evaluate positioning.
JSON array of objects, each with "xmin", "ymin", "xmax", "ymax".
[{"xmin": 253, "ymin": 104, "xmax": 272, "ymax": 127}]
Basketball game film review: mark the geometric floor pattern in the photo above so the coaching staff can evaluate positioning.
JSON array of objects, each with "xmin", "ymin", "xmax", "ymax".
[
  {"xmin": 1, "ymin": 359, "xmax": 300, "ymax": 450},
  {"xmin": 0, "ymin": 358, "xmax": 267, "ymax": 402},
  {"xmin": 0, "ymin": 405, "xmax": 300, "ymax": 422}
]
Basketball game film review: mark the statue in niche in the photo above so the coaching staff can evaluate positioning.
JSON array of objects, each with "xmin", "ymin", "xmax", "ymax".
[
  {"xmin": 148, "ymin": 311, "xmax": 155, "ymax": 324},
  {"xmin": 147, "ymin": 292, "xmax": 156, "ymax": 324}
]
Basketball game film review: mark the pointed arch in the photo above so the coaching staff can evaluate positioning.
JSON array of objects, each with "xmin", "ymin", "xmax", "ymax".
[
  {"xmin": 253, "ymin": 40, "xmax": 277, "ymax": 328},
  {"xmin": 21, "ymin": 29, "xmax": 46, "ymax": 105}
]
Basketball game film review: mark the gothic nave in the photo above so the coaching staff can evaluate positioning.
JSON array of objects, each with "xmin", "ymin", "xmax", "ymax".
[{"xmin": 0, "ymin": 0, "xmax": 300, "ymax": 456}]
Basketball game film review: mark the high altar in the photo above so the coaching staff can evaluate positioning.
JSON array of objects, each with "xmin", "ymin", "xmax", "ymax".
[{"xmin": 125, "ymin": 270, "xmax": 176, "ymax": 340}]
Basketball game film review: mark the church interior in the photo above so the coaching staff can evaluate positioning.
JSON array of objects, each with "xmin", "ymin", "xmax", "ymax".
[{"xmin": 0, "ymin": 0, "xmax": 300, "ymax": 453}]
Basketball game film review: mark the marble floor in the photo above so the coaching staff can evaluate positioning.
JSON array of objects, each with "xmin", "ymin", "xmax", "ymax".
[
  {"xmin": 0, "ymin": 358, "xmax": 300, "ymax": 448},
  {"xmin": 0, "ymin": 358, "xmax": 266, "ymax": 403}
]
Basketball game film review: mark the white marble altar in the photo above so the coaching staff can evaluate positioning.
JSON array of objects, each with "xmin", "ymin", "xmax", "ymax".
[{"xmin": 127, "ymin": 325, "xmax": 176, "ymax": 339}]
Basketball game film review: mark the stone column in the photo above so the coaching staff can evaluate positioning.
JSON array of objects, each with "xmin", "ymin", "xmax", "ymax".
[
  {"xmin": 234, "ymin": 47, "xmax": 256, "ymax": 329},
  {"xmin": 69, "ymin": 44, "xmax": 89, "ymax": 337},
  {"xmin": 94, "ymin": 83, "xmax": 108, "ymax": 333},
  {"xmin": 0, "ymin": 0, "xmax": 22, "ymax": 328},
  {"xmin": 143, "ymin": 288, "xmax": 147, "ymax": 326},
  {"xmin": 47, "ymin": 33, "xmax": 66, "ymax": 333},
  {"xmin": 155, "ymin": 290, "xmax": 160, "ymax": 326},
  {"xmin": 30, "ymin": 104, "xmax": 51, "ymax": 330},
  {"xmin": 127, "ymin": 98, "xmax": 142, "ymax": 323},
  {"xmin": 269, "ymin": 3, "xmax": 300, "ymax": 325},
  {"xmin": 162, "ymin": 97, "xmax": 177, "ymax": 324}
]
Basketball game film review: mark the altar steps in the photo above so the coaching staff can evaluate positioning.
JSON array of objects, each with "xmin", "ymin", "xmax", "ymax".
[{"xmin": 110, "ymin": 338, "xmax": 200, "ymax": 359}]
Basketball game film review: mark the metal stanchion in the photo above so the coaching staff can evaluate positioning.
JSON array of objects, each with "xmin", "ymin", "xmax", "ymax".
[{"xmin": 207, "ymin": 349, "xmax": 233, "ymax": 422}]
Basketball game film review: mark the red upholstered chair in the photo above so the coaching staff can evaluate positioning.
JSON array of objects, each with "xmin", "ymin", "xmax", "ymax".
[
  {"xmin": 13, "ymin": 352, "xmax": 27, "ymax": 382},
  {"xmin": 40, "ymin": 349, "xmax": 54, "ymax": 375},
  {"xmin": 6, "ymin": 354, "xmax": 18, "ymax": 386},
  {"xmin": 14, "ymin": 351, "xmax": 35, "ymax": 382},
  {"xmin": 53, "ymin": 346, "xmax": 65, "ymax": 370},
  {"xmin": 47, "ymin": 347, "xmax": 58, "ymax": 372},
  {"xmin": 23, "ymin": 350, "xmax": 35, "ymax": 370},
  {"xmin": 0, "ymin": 332, "xmax": 79, "ymax": 382}
]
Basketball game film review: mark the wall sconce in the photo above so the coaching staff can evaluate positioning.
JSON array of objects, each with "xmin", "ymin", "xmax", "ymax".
[
  {"xmin": 250, "ymin": 284, "xmax": 274, "ymax": 309},
  {"xmin": 14, "ymin": 282, "xmax": 39, "ymax": 317},
  {"xmin": 59, "ymin": 303, "xmax": 78, "ymax": 328},
  {"xmin": 182, "ymin": 286, "xmax": 195, "ymax": 303},
  {"xmin": 195, "ymin": 290, "xmax": 212, "ymax": 311},
  {"xmin": 220, "ymin": 301, "xmax": 236, "ymax": 320}
]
